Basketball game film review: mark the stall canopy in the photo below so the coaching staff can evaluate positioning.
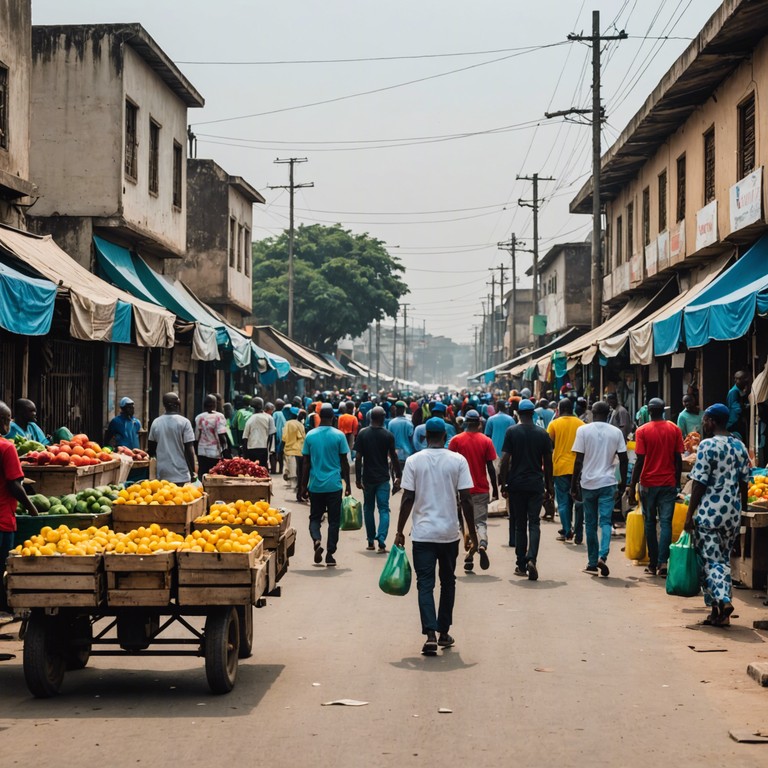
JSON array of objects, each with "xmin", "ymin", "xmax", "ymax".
[
  {"xmin": 0, "ymin": 227, "xmax": 175, "ymax": 346},
  {"xmin": 0, "ymin": 254, "xmax": 57, "ymax": 336},
  {"xmin": 494, "ymin": 328, "xmax": 584, "ymax": 378},
  {"xmin": 252, "ymin": 325, "xmax": 338, "ymax": 378},
  {"xmin": 321, "ymin": 353, "xmax": 354, "ymax": 378},
  {"xmin": 682, "ymin": 234, "xmax": 768, "ymax": 348}
]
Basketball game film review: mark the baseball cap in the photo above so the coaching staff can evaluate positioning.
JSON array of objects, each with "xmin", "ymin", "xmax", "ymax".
[
  {"xmin": 465, "ymin": 409, "xmax": 480, "ymax": 421},
  {"xmin": 518, "ymin": 399, "xmax": 535, "ymax": 412},
  {"xmin": 425, "ymin": 416, "xmax": 447, "ymax": 433},
  {"xmin": 430, "ymin": 401, "xmax": 447, "ymax": 413},
  {"xmin": 119, "ymin": 397, "xmax": 134, "ymax": 407},
  {"xmin": 705, "ymin": 403, "xmax": 729, "ymax": 418},
  {"xmin": 290, "ymin": 406, "xmax": 299, "ymax": 415}
]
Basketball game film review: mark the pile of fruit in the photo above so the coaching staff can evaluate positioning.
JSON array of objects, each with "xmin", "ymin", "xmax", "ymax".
[
  {"xmin": 12, "ymin": 523, "xmax": 263, "ymax": 556},
  {"xmin": 113, "ymin": 479, "xmax": 204, "ymax": 506},
  {"xmin": 12, "ymin": 435, "xmax": 46, "ymax": 457},
  {"xmin": 115, "ymin": 445, "xmax": 149, "ymax": 460},
  {"xmin": 207, "ymin": 457, "xmax": 269, "ymax": 479},
  {"xmin": 21, "ymin": 433, "xmax": 115, "ymax": 467},
  {"xmin": 683, "ymin": 431, "xmax": 701, "ymax": 453},
  {"xmin": 747, "ymin": 473, "xmax": 768, "ymax": 505},
  {"xmin": 195, "ymin": 500, "xmax": 283, "ymax": 527},
  {"xmin": 16, "ymin": 485, "xmax": 120, "ymax": 516}
]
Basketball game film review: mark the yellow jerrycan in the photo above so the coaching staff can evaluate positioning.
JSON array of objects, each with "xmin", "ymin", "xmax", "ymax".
[
  {"xmin": 625, "ymin": 508, "xmax": 646, "ymax": 561},
  {"xmin": 671, "ymin": 501, "xmax": 688, "ymax": 544}
]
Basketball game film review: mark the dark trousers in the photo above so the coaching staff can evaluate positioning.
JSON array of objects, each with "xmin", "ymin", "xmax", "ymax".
[
  {"xmin": 197, "ymin": 455, "xmax": 219, "ymax": 477},
  {"xmin": 509, "ymin": 488, "xmax": 543, "ymax": 569},
  {"xmin": 295, "ymin": 455, "xmax": 305, "ymax": 499},
  {"xmin": 245, "ymin": 448, "xmax": 269, "ymax": 467},
  {"xmin": 0, "ymin": 530, "xmax": 15, "ymax": 612},
  {"xmin": 309, "ymin": 490, "xmax": 342, "ymax": 554},
  {"xmin": 412, "ymin": 540, "xmax": 459, "ymax": 634}
]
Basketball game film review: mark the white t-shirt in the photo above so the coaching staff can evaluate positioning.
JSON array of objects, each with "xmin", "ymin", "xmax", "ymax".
[
  {"xmin": 401, "ymin": 447, "xmax": 473, "ymax": 543},
  {"xmin": 148, "ymin": 413, "xmax": 195, "ymax": 484},
  {"xmin": 195, "ymin": 411, "xmax": 227, "ymax": 458},
  {"xmin": 242, "ymin": 412, "xmax": 276, "ymax": 449},
  {"xmin": 572, "ymin": 421, "xmax": 627, "ymax": 490}
]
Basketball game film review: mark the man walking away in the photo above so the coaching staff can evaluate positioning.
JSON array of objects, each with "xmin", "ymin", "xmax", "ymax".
[
  {"xmin": 338, "ymin": 400, "xmax": 359, "ymax": 454},
  {"xmin": 387, "ymin": 400, "xmax": 414, "ymax": 467},
  {"xmin": 606, "ymin": 392, "xmax": 631, "ymax": 439},
  {"xmin": 449, "ymin": 409, "xmax": 497, "ymax": 571},
  {"xmin": 148, "ymin": 392, "xmax": 197, "ymax": 485},
  {"xmin": 677, "ymin": 394, "xmax": 702, "ymax": 439},
  {"xmin": 270, "ymin": 400, "xmax": 287, "ymax": 475},
  {"xmin": 484, "ymin": 400, "xmax": 514, "ymax": 476},
  {"xmin": 233, "ymin": 395, "xmax": 253, "ymax": 450},
  {"xmin": 355, "ymin": 406, "xmax": 401, "ymax": 552},
  {"xmin": 535, "ymin": 399, "xmax": 554, "ymax": 429},
  {"xmin": 300, "ymin": 403, "xmax": 351, "ymax": 566},
  {"xmin": 241, "ymin": 397, "xmax": 275, "ymax": 468},
  {"xmin": 499, "ymin": 399, "xmax": 553, "ymax": 581},
  {"xmin": 194, "ymin": 394, "xmax": 229, "ymax": 477},
  {"xmin": 572, "ymin": 402, "xmax": 627, "ymax": 577},
  {"xmin": 547, "ymin": 398, "xmax": 584, "ymax": 543},
  {"xmin": 283, "ymin": 409, "xmax": 307, "ymax": 502},
  {"xmin": 628, "ymin": 398, "xmax": 684, "ymax": 577},
  {"xmin": 395, "ymin": 417, "xmax": 477, "ymax": 656}
]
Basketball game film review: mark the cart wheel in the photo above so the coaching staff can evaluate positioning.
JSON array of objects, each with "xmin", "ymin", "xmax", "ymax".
[
  {"xmin": 64, "ymin": 615, "xmax": 92, "ymax": 671},
  {"xmin": 204, "ymin": 607, "xmax": 240, "ymax": 694},
  {"xmin": 23, "ymin": 610, "xmax": 65, "ymax": 698},
  {"xmin": 236, "ymin": 605, "xmax": 254, "ymax": 659}
]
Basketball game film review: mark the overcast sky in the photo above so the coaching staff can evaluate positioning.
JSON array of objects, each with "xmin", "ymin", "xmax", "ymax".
[{"xmin": 35, "ymin": 0, "xmax": 722, "ymax": 344}]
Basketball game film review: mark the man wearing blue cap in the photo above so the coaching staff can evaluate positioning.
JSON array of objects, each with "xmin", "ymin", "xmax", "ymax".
[
  {"xmin": 499, "ymin": 399, "xmax": 553, "ymax": 580},
  {"xmin": 395, "ymin": 416, "xmax": 477, "ymax": 656},
  {"xmin": 107, "ymin": 396, "xmax": 142, "ymax": 450},
  {"xmin": 412, "ymin": 401, "xmax": 453, "ymax": 452}
]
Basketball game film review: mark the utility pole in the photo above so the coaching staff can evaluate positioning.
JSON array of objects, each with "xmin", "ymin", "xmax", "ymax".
[
  {"xmin": 392, "ymin": 311, "xmax": 398, "ymax": 381},
  {"xmin": 401, "ymin": 303, "xmax": 409, "ymax": 383},
  {"xmin": 486, "ymin": 275, "xmax": 496, "ymax": 367},
  {"xmin": 472, "ymin": 325, "xmax": 479, "ymax": 374},
  {"xmin": 548, "ymin": 12, "xmax": 627, "ymax": 329},
  {"xmin": 375, "ymin": 319, "xmax": 381, "ymax": 391},
  {"xmin": 489, "ymin": 265, "xmax": 507, "ymax": 359},
  {"xmin": 267, "ymin": 158, "xmax": 314, "ymax": 338}
]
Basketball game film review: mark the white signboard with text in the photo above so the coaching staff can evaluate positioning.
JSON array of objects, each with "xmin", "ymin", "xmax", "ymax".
[
  {"xmin": 730, "ymin": 167, "xmax": 763, "ymax": 233},
  {"xmin": 695, "ymin": 199, "xmax": 718, "ymax": 251}
]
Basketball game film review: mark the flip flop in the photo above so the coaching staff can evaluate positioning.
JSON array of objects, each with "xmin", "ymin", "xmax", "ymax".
[
  {"xmin": 715, "ymin": 602, "xmax": 734, "ymax": 627},
  {"xmin": 421, "ymin": 638, "xmax": 438, "ymax": 656}
]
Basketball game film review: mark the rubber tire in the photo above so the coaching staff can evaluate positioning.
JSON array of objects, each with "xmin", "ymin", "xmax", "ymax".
[
  {"xmin": 64, "ymin": 615, "xmax": 92, "ymax": 671},
  {"xmin": 236, "ymin": 605, "xmax": 253, "ymax": 659},
  {"xmin": 23, "ymin": 610, "xmax": 65, "ymax": 698},
  {"xmin": 204, "ymin": 607, "xmax": 240, "ymax": 694}
]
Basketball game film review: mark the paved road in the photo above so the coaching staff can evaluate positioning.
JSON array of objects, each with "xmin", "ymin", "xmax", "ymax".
[{"xmin": 1, "ymin": 482, "xmax": 767, "ymax": 768}]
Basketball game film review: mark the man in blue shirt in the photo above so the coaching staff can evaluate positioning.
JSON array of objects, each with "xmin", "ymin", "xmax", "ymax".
[
  {"xmin": 413, "ymin": 401, "xmax": 452, "ymax": 451},
  {"xmin": 106, "ymin": 397, "xmax": 142, "ymax": 450},
  {"xmin": 5, "ymin": 398, "xmax": 49, "ymax": 445},
  {"xmin": 387, "ymin": 400, "xmax": 414, "ymax": 464},
  {"xmin": 484, "ymin": 401, "xmax": 515, "ymax": 468},
  {"xmin": 534, "ymin": 399, "xmax": 555, "ymax": 429},
  {"xmin": 726, "ymin": 371, "xmax": 751, "ymax": 441},
  {"xmin": 301, "ymin": 403, "xmax": 352, "ymax": 567}
]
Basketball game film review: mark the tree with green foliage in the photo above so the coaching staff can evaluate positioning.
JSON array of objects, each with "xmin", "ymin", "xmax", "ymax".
[{"xmin": 251, "ymin": 224, "xmax": 409, "ymax": 351}]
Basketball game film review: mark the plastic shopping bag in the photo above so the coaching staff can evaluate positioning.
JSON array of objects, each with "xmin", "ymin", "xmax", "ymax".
[
  {"xmin": 378, "ymin": 545, "xmax": 412, "ymax": 596},
  {"xmin": 665, "ymin": 531, "xmax": 700, "ymax": 597},
  {"xmin": 340, "ymin": 496, "xmax": 363, "ymax": 531}
]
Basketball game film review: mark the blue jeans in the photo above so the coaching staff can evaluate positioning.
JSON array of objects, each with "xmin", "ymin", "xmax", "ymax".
[
  {"xmin": 309, "ymin": 490, "xmax": 342, "ymax": 555},
  {"xmin": 509, "ymin": 488, "xmax": 542, "ymax": 569},
  {"xmin": 412, "ymin": 540, "xmax": 459, "ymax": 634},
  {"xmin": 363, "ymin": 481, "xmax": 390, "ymax": 547},
  {"xmin": 554, "ymin": 475, "xmax": 583, "ymax": 539},
  {"xmin": 640, "ymin": 485, "xmax": 677, "ymax": 568},
  {"xmin": 582, "ymin": 485, "xmax": 615, "ymax": 567},
  {"xmin": 0, "ymin": 530, "xmax": 15, "ymax": 611}
]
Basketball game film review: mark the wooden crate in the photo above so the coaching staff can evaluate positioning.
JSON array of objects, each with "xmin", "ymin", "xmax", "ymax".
[
  {"xmin": 262, "ymin": 551, "xmax": 277, "ymax": 593},
  {"xmin": 19, "ymin": 459, "xmax": 121, "ymax": 497},
  {"xmin": 177, "ymin": 555, "xmax": 268, "ymax": 606},
  {"xmin": 177, "ymin": 539, "xmax": 263, "ymax": 569},
  {"xmin": 732, "ymin": 511, "xmax": 768, "ymax": 589},
  {"xmin": 191, "ymin": 510, "xmax": 290, "ymax": 550},
  {"xmin": 104, "ymin": 551, "xmax": 175, "ymax": 606},
  {"xmin": 111, "ymin": 494, "xmax": 207, "ymax": 535},
  {"xmin": 202, "ymin": 475, "xmax": 272, "ymax": 506},
  {"xmin": 276, "ymin": 527, "xmax": 297, "ymax": 579},
  {"xmin": 6, "ymin": 554, "xmax": 104, "ymax": 609},
  {"xmin": 15, "ymin": 511, "xmax": 112, "ymax": 542}
]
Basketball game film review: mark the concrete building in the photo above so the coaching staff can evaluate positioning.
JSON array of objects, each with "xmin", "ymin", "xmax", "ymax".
[
  {"xmin": 27, "ymin": 23, "xmax": 204, "ymax": 270},
  {"xmin": 525, "ymin": 241, "xmax": 592, "ymax": 337},
  {"xmin": 0, "ymin": 1, "xmax": 36, "ymax": 229},
  {"xmin": 182, "ymin": 159, "xmax": 265, "ymax": 326},
  {"xmin": 501, "ymin": 287, "xmax": 533, "ymax": 360}
]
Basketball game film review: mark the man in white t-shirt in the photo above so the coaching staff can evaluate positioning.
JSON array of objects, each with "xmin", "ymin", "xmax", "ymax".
[
  {"xmin": 571, "ymin": 401, "xmax": 628, "ymax": 578},
  {"xmin": 148, "ymin": 392, "xmax": 197, "ymax": 485},
  {"xmin": 241, "ymin": 397, "xmax": 276, "ymax": 468},
  {"xmin": 395, "ymin": 417, "xmax": 477, "ymax": 657}
]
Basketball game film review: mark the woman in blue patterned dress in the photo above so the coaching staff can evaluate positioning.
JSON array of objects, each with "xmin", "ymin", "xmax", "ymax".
[{"xmin": 684, "ymin": 403, "xmax": 750, "ymax": 627}]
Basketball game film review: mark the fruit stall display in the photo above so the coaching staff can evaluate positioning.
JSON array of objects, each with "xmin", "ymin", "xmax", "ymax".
[
  {"xmin": 194, "ymin": 501, "xmax": 290, "ymax": 548},
  {"xmin": 111, "ymin": 480, "xmax": 207, "ymax": 534},
  {"xmin": 202, "ymin": 457, "xmax": 272, "ymax": 506}
]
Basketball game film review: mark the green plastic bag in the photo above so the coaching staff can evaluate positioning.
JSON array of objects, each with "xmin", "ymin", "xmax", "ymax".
[
  {"xmin": 379, "ymin": 544, "xmax": 412, "ymax": 596},
  {"xmin": 340, "ymin": 496, "xmax": 363, "ymax": 531},
  {"xmin": 666, "ymin": 531, "xmax": 700, "ymax": 597}
]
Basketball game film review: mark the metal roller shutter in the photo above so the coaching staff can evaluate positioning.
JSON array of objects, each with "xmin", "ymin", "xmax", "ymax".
[{"xmin": 116, "ymin": 346, "xmax": 148, "ymax": 426}]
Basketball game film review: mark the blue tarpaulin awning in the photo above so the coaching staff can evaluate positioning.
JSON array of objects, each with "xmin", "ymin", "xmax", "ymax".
[{"xmin": 0, "ymin": 255, "xmax": 57, "ymax": 336}]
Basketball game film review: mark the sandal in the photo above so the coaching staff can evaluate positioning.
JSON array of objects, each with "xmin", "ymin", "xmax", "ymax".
[
  {"xmin": 421, "ymin": 636, "xmax": 438, "ymax": 656},
  {"xmin": 313, "ymin": 540, "xmax": 324, "ymax": 564},
  {"xmin": 657, "ymin": 565, "xmax": 668, "ymax": 577},
  {"xmin": 702, "ymin": 604, "xmax": 720, "ymax": 626},
  {"xmin": 715, "ymin": 601, "xmax": 734, "ymax": 627},
  {"xmin": 644, "ymin": 566, "xmax": 657, "ymax": 576}
]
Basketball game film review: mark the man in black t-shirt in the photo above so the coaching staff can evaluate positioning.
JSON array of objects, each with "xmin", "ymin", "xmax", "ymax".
[
  {"xmin": 354, "ymin": 406, "xmax": 402, "ymax": 553},
  {"xmin": 499, "ymin": 399, "xmax": 553, "ymax": 581}
]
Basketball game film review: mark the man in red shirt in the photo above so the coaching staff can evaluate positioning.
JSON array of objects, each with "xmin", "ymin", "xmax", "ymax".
[
  {"xmin": 449, "ymin": 409, "xmax": 498, "ymax": 571},
  {"xmin": 627, "ymin": 398, "xmax": 684, "ymax": 576},
  {"xmin": 0, "ymin": 400, "xmax": 39, "ymax": 616}
]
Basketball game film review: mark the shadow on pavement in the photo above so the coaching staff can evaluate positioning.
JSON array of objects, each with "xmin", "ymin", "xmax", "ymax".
[
  {"xmin": 684, "ymin": 624, "xmax": 765, "ymax": 643},
  {"xmin": 390, "ymin": 650, "xmax": 477, "ymax": 672},
  {"xmin": 508, "ymin": 579, "xmax": 567, "ymax": 590},
  {"xmin": 289, "ymin": 568, "xmax": 353, "ymax": 577},
  {"xmin": 591, "ymin": 577, "xmax": 639, "ymax": 589},
  {"xmin": 459, "ymin": 574, "xmax": 502, "ymax": 583}
]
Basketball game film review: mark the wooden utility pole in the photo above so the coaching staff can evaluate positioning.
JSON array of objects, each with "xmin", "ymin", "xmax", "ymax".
[
  {"xmin": 489, "ymin": 264, "xmax": 507, "ymax": 359},
  {"xmin": 268, "ymin": 158, "xmax": 314, "ymax": 338},
  {"xmin": 392, "ymin": 311, "xmax": 398, "ymax": 381},
  {"xmin": 487, "ymin": 275, "xmax": 496, "ymax": 367},
  {"xmin": 401, "ymin": 303, "xmax": 409, "ymax": 382},
  {"xmin": 375, "ymin": 319, "xmax": 381, "ymax": 391}
]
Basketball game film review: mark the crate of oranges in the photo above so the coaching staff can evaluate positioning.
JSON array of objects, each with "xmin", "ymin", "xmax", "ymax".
[
  {"xmin": 193, "ymin": 500, "xmax": 290, "ymax": 549},
  {"xmin": 111, "ymin": 480, "xmax": 207, "ymax": 535}
]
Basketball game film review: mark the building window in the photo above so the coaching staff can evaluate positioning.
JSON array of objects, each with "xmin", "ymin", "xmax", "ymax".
[
  {"xmin": 244, "ymin": 227, "xmax": 251, "ymax": 277},
  {"xmin": 237, "ymin": 224, "xmax": 244, "ymax": 272},
  {"xmin": 172, "ymin": 141, "xmax": 182, "ymax": 209},
  {"xmin": 0, "ymin": 66, "xmax": 8, "ymax": 150},
  {"xmin": 738, "ymin": 93, "xmax": 756, "ymax": 179},
  {"xmin": 642, "ymin": 187, "xmax": 650, "ymax": 246},
  {"xmin": 604, "ymin": 222, "xmax": 611, "ymax": 274},
  {"xmin": 148, "ymin": 119, "xmax": 160, "ymax": 195},
  {"xmin": 658, "ymin": 170, "xmax": 667, "ymax": 232},
  {"xmin": 626, "ymin": 201, "xmax": 634, "ymax": 259},
  {"xmin": 229, "ymin": 217, "xmax": 236, "ymax": 267},
  {"xmin": 704, "ymin": 127, "xmax": 715, "ymax": 203},
  {"xmin": 124, "ymin": 100, "xmax": 138, "ymax": 180},
  {"xmin": 615, "ymin": 215, "xmax": 623, "ymax": 266},
  {"xmin": 676, "ymin": 154, "xmax": 686, "ymax": 222}
]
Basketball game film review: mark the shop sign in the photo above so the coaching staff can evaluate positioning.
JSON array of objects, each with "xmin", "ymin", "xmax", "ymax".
[
  {"xmin": 670, "ymin": 219, "xmax": 685, "ymax": 264},
  {"xmin": 695, "ymin": 200, "xmax": 718, "ymax": 251},
  {"xmin": 645, "ymin": 239, "xmax": 658, "ymax": 276},
  {"xmin": 729, "ymin": 167, "xmax": 763, "ymax": 233},
  {"xmin": 657, "ymin": 230, "xmax": 670, "ymax": 271},
  {"xmin": 630, "ymin": 250, "xmax": 644, "ymax": 286}
]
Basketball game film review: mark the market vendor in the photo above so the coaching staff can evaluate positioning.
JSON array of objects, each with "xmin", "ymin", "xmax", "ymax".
[
  {"xmin": 106, "ymin": 396, "xmax": 142, "ymax": 450},
  {"xmin": 4, "ymin": 398, "xmax": 49, "ymax": 445},
  {"xmin": 726, "ymin": 371, "xmax": 751, "ymax": 441},
  {"xmin": 0, "ymin": 400, "xmax": 38, "ymax": 616}
]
